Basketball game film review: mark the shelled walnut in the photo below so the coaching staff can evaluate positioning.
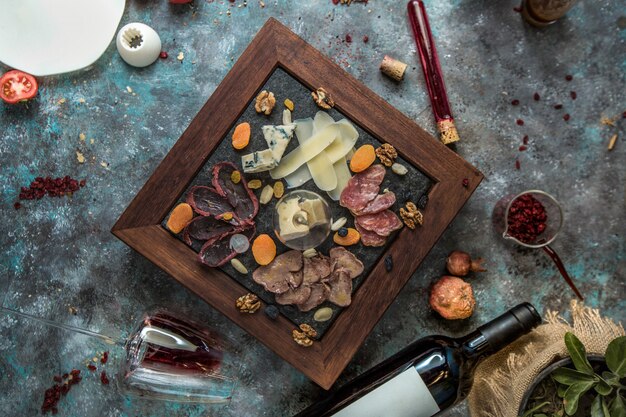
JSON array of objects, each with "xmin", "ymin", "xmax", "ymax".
[
  {"xmin": 255, "ymin": 90, "xmax": 276, "ymax": 115},
  {"xmin": 292, "ymin": 323, "xmax": 317, "ymax": 347},
  {"xmin": 375, "ymin": 143, "xmax": 398, "ymax": 167},
  {"xmin": 312, "ymin": 87, "xmax": 334, "ymax": 109},
  {"xmin": 236, "ymin": 293, "xmax": 261, "ymax": 313},
  {"xmin": 400, "ymin": 202, "xmax": 424, "ymax": 229}
]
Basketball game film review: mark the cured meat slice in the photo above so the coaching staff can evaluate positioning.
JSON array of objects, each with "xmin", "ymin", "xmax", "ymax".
[
  {"xmin": 275, "ymin": 285, "xmax": 312, "ymax": 306},
  {"xmin": 329, "ymin": 247, "xmax": 365, "ymax": 278},
  {"xmin": 356, "ymin": 210, "xmax": 403, "ymax": 237},
  {"xmin": 183, "ymin": 215, "xmax": 238, "ymax": 245},
  {"xmin": 355, "ymin": 223, "xmax": 387, "ymax": 247},
  {"xmin": 353, "ymin": 192, "xmax": 396, "ymax": 216},
  {"xmin": 198, "ymin": 225, "xmax": 255, "ymax": 268},
  {"xmin": 302, "ymin": 254, "xmax": 332, "ymax": 285},
  {"xmin": 327, "ymin": 270, "xmax": 352, "ymax": 307},
  {"xmin": 212, "ymin": 162, "xmax": 259, "ymax": 223},
  {"xmin": 288, "ymin": 269, "xmax": 303, "ymax": 288},
  {"xmin": 186, "ymin": 186, "xmax": 234, "ymax": 218},
  {"xmin": 252, "ymin": 250, "xmax": 303, "ymax": 294},
  {"xmin": 296, "ymin": 283, "xmax": 330, "ymax": 312},
  {"xmin": 339, "ymin": 164, "xmax": 386, "ymax": 211}
]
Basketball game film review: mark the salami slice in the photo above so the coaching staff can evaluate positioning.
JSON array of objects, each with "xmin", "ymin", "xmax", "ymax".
[
  {"xmin": 212, "ymin": 162, "xmax": 259, "ymax": 223},
  {"xmin": 182, "ymin": 215, "xmax": 239, "ymax": 246},
  {"xmin": 356, "ymin": 210, "xmax": 403, "ymax": 237},
  {"xmin": 198, "ymin": 225, "xmax": 255, "ymax": 267},
  {"xmin": 353, "ymin": 192, "xmax": 396, "ymax": 216},
  {"xmin": 355, "ymin": 223, "xmax": 387, "ymax": 247},
  {"xmin": 339, "ymin": 164, "xmax": 386, "ymax": 211},
  {"xmin": 186, "ymin": 186, "xmax": 234, "ymax": 218}
]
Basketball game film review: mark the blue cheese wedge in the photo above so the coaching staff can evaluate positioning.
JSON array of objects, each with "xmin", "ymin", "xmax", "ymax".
[
  {"xmin": 262, "ymin": 124, "xmax": 296, "ymax": 163},
  {"xmin": 241, "ymin": 149, "xmax": 277, "ymax": 173}
]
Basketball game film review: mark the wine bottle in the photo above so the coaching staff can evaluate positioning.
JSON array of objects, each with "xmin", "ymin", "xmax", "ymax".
[{"xmin": 295, "ymin": 302, "xmax": 541, "ymax": 417}]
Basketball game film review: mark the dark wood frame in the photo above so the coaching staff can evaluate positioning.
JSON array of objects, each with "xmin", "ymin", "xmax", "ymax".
[{"xmin": 112, "ymin": 18, "xmax": 483, "ymax": 390}]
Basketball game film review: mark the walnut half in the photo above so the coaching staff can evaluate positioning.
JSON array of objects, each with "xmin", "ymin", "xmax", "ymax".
[
  {"xmin": 399, "ymin": 202, "xmax": 424, "ymax": 230},
  {"xmin": 255, "ymin": 90, "xmax": 276, "ymax": 115},
  {"xmin": 312, "ymin": 87, "xmax": 335, "ymax": 110},
  {"xmin": 236, "ymin": 293, "xmax": 261, "ymax": 313},
  {"xmin": 375, "ymin": 143, "xmax": 398, "ymax": 167}
]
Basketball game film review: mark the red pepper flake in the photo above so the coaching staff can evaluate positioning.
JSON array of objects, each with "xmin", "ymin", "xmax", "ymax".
[
  {"xmin": 623, "ymin": 111, "xmax": 626, "ymax": 119},
  {"xmin": 515, "ymin": 159, "xmax": 521, "ymax": 170},
  {"xmin": 516, "ymin": 119, "xmax": 524, "ymax": 126},
  {"xmin": 563, "ymin": 113, "xmax": 570, "ymax": 121},
  {"xmin": 345, "ymin": 34, "xmax": 352, "ymax": 43},
  {"xmin": 159, "ymin": 51, "xmax": 168, "ymax": 59},
  {"xmin": 363, "ymin": 35, "xmax": 369, "ymax": 43},
  {"xmin": 332, "ymin": 0, "xmax": 339, "ymax": 4},
  {"xmin": 553, "ymin": 104, "xmax": 563, "ymax": 109},
  {"xmin": 523, "ymin": 135, "xmax": 529, "ymax": 145},
  {"xmin": 565, "ymin": 74, "xmax": 573, "ymax": 81},
  {"xmin": 519, "ymin": 145, "xmax": 527, "ymax": 151},
  {"xmin": 513, "ymin": 5, "xmax": 522, "ymax": 12},
  {"xmin": 511, "ymin": 99, "xmax": 520, "ymax": 106},
  {"xmin": 533, "ymin": 92, "xmax": 540, "ymax": 101},
  {"xmin": 13, "ymin": 202, "xmax": 21, "ymax": 210},
  {"xmin": 52, "ymin": 375, "xmax": 62, "ymax": 383},
  {"xmin": 87, "ymin": 364, "xmax": 97, "ymax": 371},
  {"xmin": 507, "ymin": 194, "xmax": 547, "ymax": 243},
  {"xmin": 462, "ymin": 178, "xmax": 469, "ymax": 188},
  {"xmin": 18, "ymin": 176, "xmax": 85, "ymax": 202},
  {"xmin": 100, "ymin": 371, "xmax": 110, "ymax": 385},
  {"xmin": 570, "ymin": 91, "xmax": 577, "ymax": 100},
  {"xmin": 101, "ymin": 351, "xmax": 109, "ymax": 364},
  {"xmin": 41, "ymin": 370, "xmax": 83, "ymax": 414}
]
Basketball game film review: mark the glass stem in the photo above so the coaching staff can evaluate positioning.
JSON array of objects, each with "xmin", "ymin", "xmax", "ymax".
[
  {"xmin": 541, "ymin": 245, "xmax": 584, "ymax": 300},
  {"xmin": 1, "ymin": 306, "xmax": 125, "ymax": 347}
]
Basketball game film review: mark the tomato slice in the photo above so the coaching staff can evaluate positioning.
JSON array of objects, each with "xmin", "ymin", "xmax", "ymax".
[{"xmin": 1, "ymin": 70, "xmax": 38, "ymax": 104}]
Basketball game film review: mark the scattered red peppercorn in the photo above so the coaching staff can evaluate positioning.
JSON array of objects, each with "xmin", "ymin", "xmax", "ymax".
[
  {"xmin": 511, "ymin": 99, "xmax": 520, "ymax": 106},
  {"xmin": 553, "ymin": 104, "xmax": 563, "ymax": 109},
  {"xmin": 363, "ymin": 35, "xmax": 369, "ymax": 43},
  {"xmin": 563, "ymin": 114, "xmax": 570, "ymax": 121},
  {"xmin": 345, "ymin": 34, "xmax": 352, "ymax": 43},
  {"xmin": 565, "ymin": 74, "xmax": 573, "ymax": 81},
  {"xmin": 623, "ymin": 111, "xmax": 626, "ymax": 119},
  {"xmin": 13, "ymin": 202, "xmax": 21, "ymax": 210},
  {"xmin": 100, "ymin": 371, "xmax": 110, "ymax": 385},
  {"xmin": 462, "ymin": 178, "xmax": 469, "ymax": 188},
  {"xmin": 87, "ymin": 364, "xmax": 97, "ymax": 371},
  {"xmin": 159, "ymin": 51, "xmax": 168, "ymax": 59},
  {"xmin": 18, "ymin": 176, "xmax": 86, "ymax": 203},
  {"xmin": 515, "ymin": 160, "xmax": 521, "ymax": 170},
  {"xmin": 516, "ymin": 119, "xmax": 524, "ymax": 126},
  {"xmin": 533, "ymin": 93, "xmax": 540, "ymax": 101},
  {"xmin": 41, "ymin": 370, "xmax": 82, "ymax": 414},
  {"xmin": 101, "ymin": 351, "xmax": 109, "ymax": 364},
  {"xmin": 519, "ymin": 145, "xmax": 527, "ymax": 151},
  {"xmin": 507, "ymin": 194, "xmax": 547, "ymax": 243},
  {"xmin": 570, "ymin": 91, "xmax": 577, "ymax": 100},
  {"xmin": 332, "ymin": 0, "xmax": 340, "ymax": 4},
  {"xmin": 513, "ymin": 5, "xmax": 522, "ymax": 12},
  {"xmin": 523, "ymin": 135, "xmax": 529, "ymax": 145}
]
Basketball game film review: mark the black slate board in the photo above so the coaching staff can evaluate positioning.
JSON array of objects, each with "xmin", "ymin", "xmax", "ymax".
[{"xmin": 163, "ymin": 68, "xmax": 432, "ymax": 337}]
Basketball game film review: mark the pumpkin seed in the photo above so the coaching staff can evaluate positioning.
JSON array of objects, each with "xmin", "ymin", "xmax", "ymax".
[
  {"xmin": 230, "ymin": 258, "xmax": 248, "ymax": 274},
  {"xmin": 331, "ymin": 217, "xmax": 347, "ymax": 231},
  {"xmin": 314, "ymin": 307, "xmax": 333, "ymax": 322},
  {"xmin": 302, "ymin": 248, "xmax": 317, "ymax": 258},
  {"xmin": 260, "ymin": 185, "xmax": 274, "ymax": 204},
  {"xmin": 391, "ymin": 163, "xmax": 408, "ymax": 176}
]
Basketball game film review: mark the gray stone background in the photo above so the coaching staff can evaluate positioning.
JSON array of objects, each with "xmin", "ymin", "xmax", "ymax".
[{"xmin": 0, "ymin": 0, "xmax": 624, "ymax": 416}]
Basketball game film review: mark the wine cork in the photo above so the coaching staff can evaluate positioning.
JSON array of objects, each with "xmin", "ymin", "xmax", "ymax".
[
  {"xmin": 437, "ymin": 119, "xmax": 460, "ymax": 145},
  {"xmin": 380, "ymin": 55, "xmax": 407, "ymax": 81}
]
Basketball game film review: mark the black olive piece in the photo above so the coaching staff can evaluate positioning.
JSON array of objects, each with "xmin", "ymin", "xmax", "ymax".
[{"xmin": 384, "ymin": 254, "xmax": 393, "ymax": 272}]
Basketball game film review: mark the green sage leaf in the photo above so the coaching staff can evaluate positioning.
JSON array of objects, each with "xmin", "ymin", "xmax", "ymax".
[
  {"xmin": 564, "ymin": 332, "xmax": 593, "ymax": 375},
  {"xmin": 606, "ymin": 336, "xmax": 626, "ymax": 377},
  {"xmin": 593, "ymin": 375, "xmax": 612, "ymax": 396},
  {"xmin": 521, "ymin": 401, "xmax": 551, "ymax": 417},
  {"xmin": 591, "ymin": 395, "xmax": 609, "ymax": 417},
  {"xmin": 563, "ymin": 380, "xmax": 596, "ymax": 415},
  {"xmin": 552, "ymin": 367, "xmax": 596, "ymax": 385},
  {"xmin": 557, "ymin": 384, "xmax": 568, "ymax": 398},
  {"xmin": 602, "ymin": 371, "xmax": 620, "ymax": 386},
  {"xmin": 610, "ymin": 394, "xmax": 626, "ymax": 417}
]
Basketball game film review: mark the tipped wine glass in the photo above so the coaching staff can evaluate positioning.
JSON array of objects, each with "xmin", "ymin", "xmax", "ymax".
[{"xmin": 492, "ymin": 189, "xmax": 583, "ymax": 300}]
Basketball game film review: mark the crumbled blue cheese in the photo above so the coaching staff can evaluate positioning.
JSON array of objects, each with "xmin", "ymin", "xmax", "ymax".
[
  {"xmin": 241, "ymin": 149, "xmax": 276, "ymax": 173},
  {"xmin": 262, "ymin": 124, "xmax": 296, "ymax": 163}
]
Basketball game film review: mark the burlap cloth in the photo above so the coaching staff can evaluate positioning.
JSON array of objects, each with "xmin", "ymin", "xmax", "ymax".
[{"xmin": 468, "ymin": 300, "xmax": 625, "ymax": 417}]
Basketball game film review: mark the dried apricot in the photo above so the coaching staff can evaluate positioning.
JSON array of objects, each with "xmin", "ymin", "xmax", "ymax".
[
  {"xmin": 166, "ymin": 203, "xmax": 193, "ymax": 234},
  {"xmin": 232, "ymin": 122, "xmax": 251, "ymax": 150},
  {"xmin": 252, "ymin": 234, "xmax": 277, "ymax": 266},
  {"xmin": 333, "ymin": 228, "xmax": 360, "ymax": 246},
  {"xmin": 349, "ymin": 144, "xmax": 376, "ymax": 173}
]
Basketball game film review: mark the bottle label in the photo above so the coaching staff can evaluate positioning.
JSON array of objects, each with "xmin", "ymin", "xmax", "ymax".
[{"xmin": 331, "ymin": 366, "xmax": 440, "ymax": 417}]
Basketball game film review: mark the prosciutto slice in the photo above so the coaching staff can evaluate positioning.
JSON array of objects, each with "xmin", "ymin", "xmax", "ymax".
[
  {"xmin": 198, "ymin": 225, "xmax": 255, "ymax": 267},
  {"xmin": 356, "ymin": 210, "xmax": 403, "ymax": 237},
  {"xmin": 339, "ymin": 164, "xmax": 386, "ymax": 211},
  {"xmin": 186, "ymin": 186, "xmax": 234, "ymax": 218},
  {"xmin": 212, "ymin": 162, "xmax": 259, "ymax": 223},
  {"xmin": 353, "ymin": 192, "xmax": 396, "ymax": 216}
]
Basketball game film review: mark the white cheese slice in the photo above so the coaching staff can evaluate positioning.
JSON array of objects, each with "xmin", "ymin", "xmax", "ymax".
[
  {"xmin": 277, "ymin": 198, "xmax": 310, "ymax": 241},
  {"xmin": 327, "ymin": 157, "xmax": 352, "ymax": 201},
  {"xmin": 262, "ymin": 124, "xmax": 296, "ymax": 163},
  {"xmin": 269, "ymin": 124, "xmax": 338, "ymax": 179},
  {"xmin": 313, "ymin": 111, "xmax": 335, "ymax": 132},
  {"xmin": 241, "ymin": 149, "xmax": 276, "ymax": 173},
  {"xmin": 299, "ymin": 199, "xmax": 328, "ymax": 228},
  {"xmin": 284, "ymin": 119, "xmax": 314, "ymax": 188}
]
